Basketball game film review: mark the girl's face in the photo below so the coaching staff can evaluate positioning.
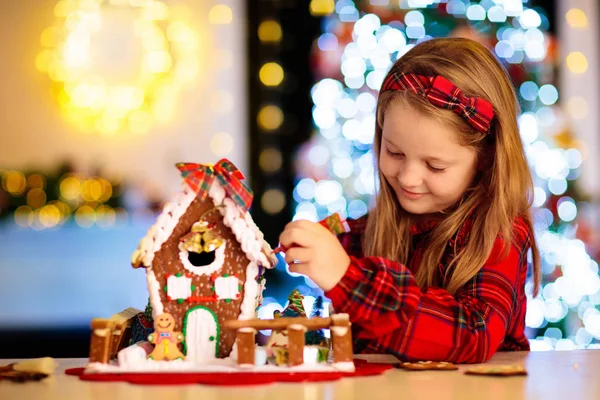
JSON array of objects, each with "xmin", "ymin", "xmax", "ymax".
[{"xmin": 379, "ymin": 101, "xmax": 478, "ymax": 216}]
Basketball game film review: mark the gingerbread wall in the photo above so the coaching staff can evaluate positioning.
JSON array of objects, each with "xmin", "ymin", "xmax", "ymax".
[{"xmin": 150, "ymin": 195, "xmax": 251, "ymax": 357}]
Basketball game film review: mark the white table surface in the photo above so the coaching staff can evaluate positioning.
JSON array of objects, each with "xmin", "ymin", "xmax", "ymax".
[{"xmin": 1, "ymin": 350, "xmax": 599, "ymax": 400}]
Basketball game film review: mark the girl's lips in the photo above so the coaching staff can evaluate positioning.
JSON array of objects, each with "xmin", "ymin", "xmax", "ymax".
[{"xmin": 401, "ymin": 188, "xmax": 426, "ymax": 199}]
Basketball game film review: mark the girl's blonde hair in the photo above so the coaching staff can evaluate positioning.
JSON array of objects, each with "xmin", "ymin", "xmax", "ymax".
[{"xmin": 365, "ymin": 37, "xmax": 541, "ymax": 296}]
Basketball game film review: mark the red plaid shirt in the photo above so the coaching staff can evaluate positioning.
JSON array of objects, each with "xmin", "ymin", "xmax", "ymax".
[{"xmin": 325, "ymin": 215, "xmax": 532, "ymax": 364}]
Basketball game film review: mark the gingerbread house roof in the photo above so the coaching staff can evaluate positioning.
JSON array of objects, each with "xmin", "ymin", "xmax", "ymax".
[{"xmin": 134, "ymin": 180, "xmax": 276, "ymax": 271}]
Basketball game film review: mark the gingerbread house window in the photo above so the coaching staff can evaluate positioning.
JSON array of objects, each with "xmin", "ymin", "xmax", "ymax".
[{"xmin": 214, "ymin": 275, "xmax": 241, "ymax": 301}]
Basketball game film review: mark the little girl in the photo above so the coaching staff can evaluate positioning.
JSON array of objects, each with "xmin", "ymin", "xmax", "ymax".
[{"xmin": 278, "ymin": 37, "xmax": 541, "ymax": 364}]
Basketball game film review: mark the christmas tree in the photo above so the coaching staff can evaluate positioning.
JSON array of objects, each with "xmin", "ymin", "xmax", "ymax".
[
  {"xmin": 292, "ymin": 0, "xmax": 600, "ymax": 349},
  {"xmin": 281, "ymin": 289, "xmax": 307, "ymax": 318}
]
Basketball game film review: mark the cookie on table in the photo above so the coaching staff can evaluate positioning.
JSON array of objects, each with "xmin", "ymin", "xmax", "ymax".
[
  {"xmin": 464, "ymin": 364, "xmax": 527, "ymax": 376},
  {"xmin": 397, "ymin": 361, "xmax": 459, "ymax": 371}
]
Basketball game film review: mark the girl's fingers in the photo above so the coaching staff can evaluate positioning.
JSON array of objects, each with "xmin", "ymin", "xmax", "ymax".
[
  {"xmin": 279, "ymin": 225, "xmax": 313, "ymax": 249},
  {"xmin": 284, "ymin": 247, "xmax": 312, "ymax": 265},
  {"xmin": 288, "ymin": 262, "xmax": 309, "ymax": 275}
]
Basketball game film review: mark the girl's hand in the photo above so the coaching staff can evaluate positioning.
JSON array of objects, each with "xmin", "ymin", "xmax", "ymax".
[{"xmin": 278, "ymin": 220, "xmax": 351, "ymax": 291}]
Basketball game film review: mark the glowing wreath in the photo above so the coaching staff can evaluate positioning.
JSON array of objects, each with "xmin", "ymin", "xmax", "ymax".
[{"xmin": 36, "ymin": 0, "xmax": 199, "ymax": 135}]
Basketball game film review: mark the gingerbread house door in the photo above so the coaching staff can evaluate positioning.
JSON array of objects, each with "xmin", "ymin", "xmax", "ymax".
[{"xmin": 183, "ymin": 306, "xmax": 219, "ymax": 361}]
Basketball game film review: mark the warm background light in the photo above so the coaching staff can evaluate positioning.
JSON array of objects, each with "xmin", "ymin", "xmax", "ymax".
[{"xmin": 0, "ymin": 0, "xmax": 248, "ymax": 199}]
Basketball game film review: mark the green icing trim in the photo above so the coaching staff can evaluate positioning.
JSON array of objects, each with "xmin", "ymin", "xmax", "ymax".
[
  {"xmin": 182, "ymin": 305, "xmax": 221, "ymax": 358},
  {"xmin": 177, "ymin": 298, "xmax": 184, "ymax": 304},
  {"xmin": 163, "ymin": 285, "xmax": 167, "ymax": 292},
  {"xmin": 191, "ymin": 285, "xmax": 196, "ymax": 291},
  {"xmin": 176, "ymin": 272, "xmax": 183, "ymax": 277}
]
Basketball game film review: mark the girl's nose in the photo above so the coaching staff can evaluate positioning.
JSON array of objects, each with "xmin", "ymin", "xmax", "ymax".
[{"xmin": 397, "ymin": 163, "xmax": 423, "ymax": 188}]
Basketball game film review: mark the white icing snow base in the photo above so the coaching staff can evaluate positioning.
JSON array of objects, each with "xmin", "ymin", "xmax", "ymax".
[{"xmin": 84, "ymin": 358, "xmax": 356, "ymax": 374}]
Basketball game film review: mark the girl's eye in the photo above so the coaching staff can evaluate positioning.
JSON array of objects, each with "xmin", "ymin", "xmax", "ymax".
[
  {"xmin": 386, "ymin": 149, "xmax": 404, "ymax": 158},
  {"xmin": 427, "ymin": 164, "xmax": 446, "ymax": 173}
]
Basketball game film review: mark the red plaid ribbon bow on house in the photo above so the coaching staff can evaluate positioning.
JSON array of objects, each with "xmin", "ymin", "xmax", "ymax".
[
  {"xmin": 176, "ymin": 158, "xmax": 253, "ymax": 211},
  {"xmin": 381, "ymin": 73, "xmax": 495, "ymax": 134}
]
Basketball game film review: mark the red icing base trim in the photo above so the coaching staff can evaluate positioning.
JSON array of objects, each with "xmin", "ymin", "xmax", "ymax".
[{"xmin": 65, "ymin": 363, "xmax": 392, "ymax": 386}]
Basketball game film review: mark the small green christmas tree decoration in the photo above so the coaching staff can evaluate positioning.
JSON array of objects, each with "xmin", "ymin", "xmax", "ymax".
[
  {"xmin": 143, "ymin": 297, "xmax": 153, "ymax": 322},
  {"xmin": 282, "ymin": 289, "xmax": 306, "ymax": 318}
]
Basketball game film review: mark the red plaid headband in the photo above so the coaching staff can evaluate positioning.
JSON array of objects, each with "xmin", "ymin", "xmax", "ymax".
[{"xmin": 381, "ymin": 73, "xmax": 495, "ymax": 134}]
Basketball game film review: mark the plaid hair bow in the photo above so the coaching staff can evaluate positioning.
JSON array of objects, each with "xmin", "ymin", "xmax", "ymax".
[
  {"xmin": 381, "ymin": 73, "xmax": 495, "ymax": 134},
  {"xmin": 176, "ymin": 158, "xmax": 253, "ymax": 211}
]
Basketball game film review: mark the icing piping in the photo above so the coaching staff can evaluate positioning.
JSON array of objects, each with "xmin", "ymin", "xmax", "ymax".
[
  {"xmin": 146, "ymin": 268, "xmax": 163, "ymax": 318},
  {"xmin": 178, "ymin": 241, "xmax": 227, "ymax": 276}
]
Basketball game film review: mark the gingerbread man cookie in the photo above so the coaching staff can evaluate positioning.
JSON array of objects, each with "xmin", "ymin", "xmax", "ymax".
[{"xmin": 147, "ymin": 313, "xmax": 185, "ymax": 361}]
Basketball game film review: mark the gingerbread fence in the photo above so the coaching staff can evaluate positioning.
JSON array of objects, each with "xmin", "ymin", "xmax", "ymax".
[{"xmin": 223, "ymin": 313, "xmax": 353, "ymax": 367}]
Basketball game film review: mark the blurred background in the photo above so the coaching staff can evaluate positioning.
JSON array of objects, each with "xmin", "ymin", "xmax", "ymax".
[{"xmin": 2, "ymin": 0, "xmax": 600, "ymax": 358}]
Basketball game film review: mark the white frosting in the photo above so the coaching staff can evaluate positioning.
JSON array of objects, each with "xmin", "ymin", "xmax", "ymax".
[
  {"xmin": 238, "ymin": 327, "xmax": 257, "ymax": 334},
  {"xmin": 330, "ymin": 326, "xmax": 350, "ymax": 336},
  {"xmin": 93, "ymin": 329, "xmax": 109, "ymax": 337},
  {"xmin": 214, "ymin": 275, "xmax": 240, "ymax": 300},
  {"xmin": 288, "ymin": 324, "xmax": 308, "ymax": 332},
  {"xmin": 178, "ymin": 241, "xmax": 227, "ymax": 276},
  {"xmin": 146, "ymin": 268, "xmax": 163, "ymax": 318},
  {"xmin": 87, "ymin": 350, "xmax": 356, "ymax": 373},
  {"xmin": 333, "ymin": 362, "xmax": 356, "ymax": 372},
  {"xmin": 167, "ymin": 275, "xmax": 192, "ymax": 300}
]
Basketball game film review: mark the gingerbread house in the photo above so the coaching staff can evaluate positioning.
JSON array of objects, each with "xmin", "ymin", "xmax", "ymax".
[{"xmin": 129, "ymin": 159, "xmax": 277, "ymax": 362}]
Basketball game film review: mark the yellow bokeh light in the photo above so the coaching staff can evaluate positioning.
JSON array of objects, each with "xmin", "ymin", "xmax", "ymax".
[
  {"xmin": 96, "ymin": 205, "xmax": 116, "ymax": 228},
  {"xmin": 49, "ymin": 200, "xmax": 72, "ymax": 224},
  {"xmin": 566, "ymin": 52, "xmax": 588, "ymax": 74},
  {"xmin": 259, "ymin": 148, "xmax": 283, "ymax": 173},
  {"xmin": 27, "ymin": 174, "xmax": 46, "ymax": 189},
  {"xmin": 566, "ymin": 8, "xmax": 588, "ymax": 29},
  {"xmin": 75, "ymin": 205, "xmax": 96, "ymax": 228},
  {"xmin": 258, "ymin": 20, "xmax": 282, "ymax": 43},
  {"xmin": 209, "ymin": 4, "xmax": 233, "ymax": 25},
  {"xmin": 39, "ymin": 204, "xmax": 62, "ymax": 228},
  {"xmin": 39, "ymin": 1, "xmax": 199, "ymax": 135},
  {"xmin": 210, "ymin": 132, "xmax": 234, "ymax": 156},
  {"xmin": 60, "ymin": 176, "xmax": 81, "ymax": 201},
  {"xmin": 40, "ymin": 27, "xmax": 60, "ymax": 48},
  {"xmin": 257, "ymin": 105, "xmax": 284, "ymax": 131},
  {"xmin": 259, "ymin": 63, "xmax": 284, "ymax": 86},
  {"xmin": 27, "ymin": 188, "xmax": 47, "ymax": 209},
  {"xmin": 54, "ymin": 0, "xmax": 78, "ymax": 18},
  {"xmin": 309, "ymin": 0, "xmax": 335, "ymax": 16},
  {"xmin": 261, "ymin": 189, "xmax": 286, "ymax": 215},
  {"xmin": 81, "ymin": 179, "xmax": 103, "ymax": 202},
  {"xmin": 14, "ymin": 206, "xmax": 33, "ymax": 228},
  {"xmin": 2, "ymin": 171, "xmax": 27, "ymax": 196}
]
